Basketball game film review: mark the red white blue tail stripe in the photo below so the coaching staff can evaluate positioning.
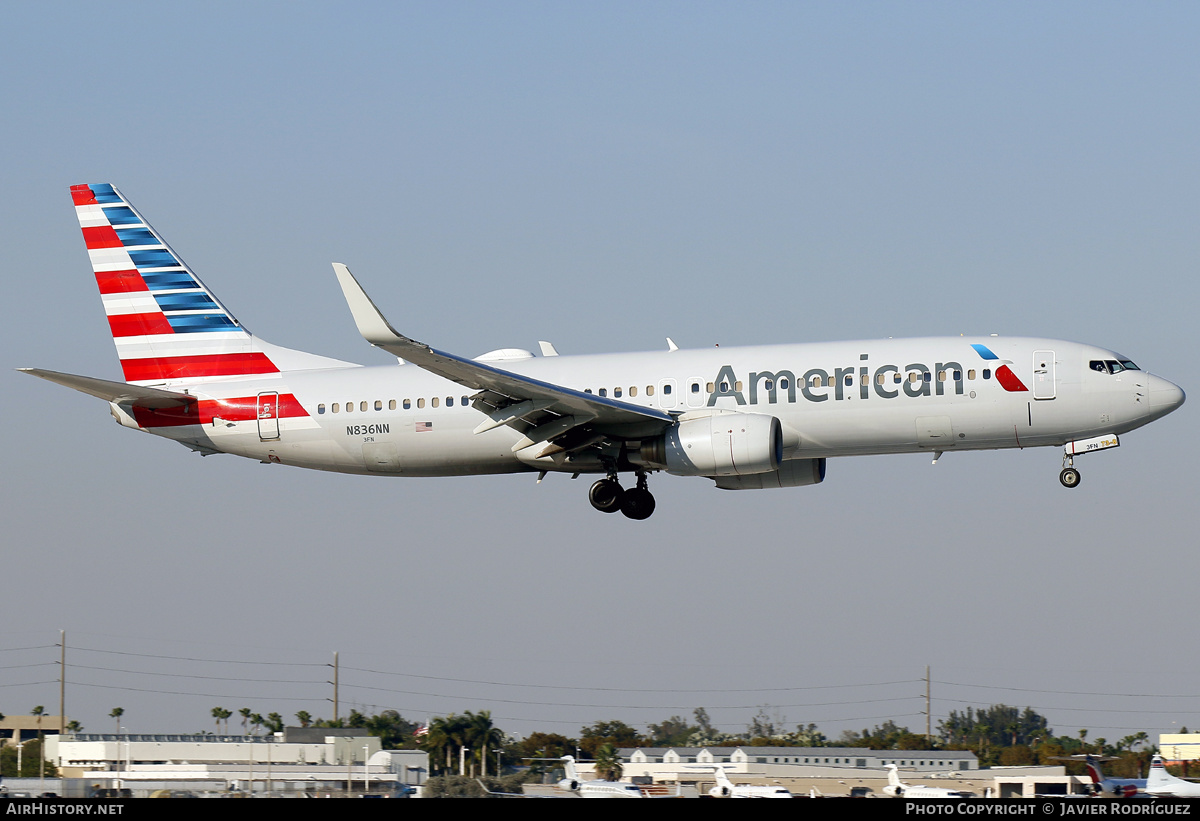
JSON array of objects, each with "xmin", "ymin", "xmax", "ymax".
[{"xmin": 71, "ymin": 183, "xmax": 280, "ymax": 384}]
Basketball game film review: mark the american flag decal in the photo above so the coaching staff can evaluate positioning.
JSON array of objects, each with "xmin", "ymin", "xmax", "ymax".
[{"xmin": 416, "ymin": 421, "xmax": 432, "ymax": 432}]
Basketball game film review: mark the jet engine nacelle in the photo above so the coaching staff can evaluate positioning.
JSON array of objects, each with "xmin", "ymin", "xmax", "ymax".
[
  {"xmin": 710, "ymin": 785, "xmax": 732, "ymax": 797},
  {"xmin": 558, "ymin": 778, "xmax": 580, "ymax": 792},
  {"xmin": 639, "ymin": 413, "xmax": 782, "ymax": 477},
  {"xmin": 713, "ymin": 457, "xmax": 826, "ymax": 490}
]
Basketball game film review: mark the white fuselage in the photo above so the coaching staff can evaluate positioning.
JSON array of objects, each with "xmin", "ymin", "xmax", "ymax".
[{"xmin": 121, "ymin": 335, "xmax": 1181, "ymax": 479}]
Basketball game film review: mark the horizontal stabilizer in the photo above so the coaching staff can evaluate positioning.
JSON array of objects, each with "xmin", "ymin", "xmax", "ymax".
[{"xmin": 18, "ymin": 368, "xmax": 197, "ymax": 408}]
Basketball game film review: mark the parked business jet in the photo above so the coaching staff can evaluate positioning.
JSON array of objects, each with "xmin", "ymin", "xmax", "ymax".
[
  {"xmin": 557, "ymin": 755, "xmax": 643, "ymax": 798},
  {"xmin": 882, "ymin": 764, "xmax": 972, "ymax": 798},
  {"xmin": 1147, "ymin": 755, "xmax": 1200, "ymax": 798},
  {"xmin": 21, "ymin": 185, "xmax": 1186, "ymax": 520},
  {"xmin": 708, "ymin": 765, "xmax": 792, "ymax": 798}
]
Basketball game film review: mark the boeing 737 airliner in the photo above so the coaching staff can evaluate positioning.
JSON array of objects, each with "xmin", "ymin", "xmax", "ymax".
[{"xmin": 21, "ymin": 184, "xmax": 1185, "ymax": 520}]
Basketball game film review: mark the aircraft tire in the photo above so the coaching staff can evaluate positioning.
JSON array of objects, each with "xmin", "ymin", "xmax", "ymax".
[
  {"xmin": 1059, "ymin": 467, "xmax": 1081, "ymax": 488},
  {"xmin": 620, "ymin": 488, "xmax": 656, "ymax": 520},
  {"xmin": 589, "ymin": 479, "xmax": 624, "ymax": 513}
]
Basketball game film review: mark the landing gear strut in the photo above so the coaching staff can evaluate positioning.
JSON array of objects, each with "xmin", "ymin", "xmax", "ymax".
[
  {"xmin": 588, "ymin": 471, "xmax": 656, "ymax": 519},
  {"xmin": 1060, "ymin": 454, "xmax": 1081, "ymax": 489}
]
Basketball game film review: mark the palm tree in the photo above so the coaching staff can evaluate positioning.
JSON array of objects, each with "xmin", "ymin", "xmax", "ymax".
[
  {"xmin": 593, "ymin": 743, "xmax": 623, "ymax": 781},
  {"xmin": 465, "ymin": 710, "xmax": 503, "ymax": 777},
  {"xmin": 31, "ymin": 706, "xmax": 45, "ymax": 781},
  {"xmin": 212, "ymin": 707, "xmax": 233, "ymax": 734},
  {"xmin": 295, "ymin": 710, "xmax": 312, "ymax": 728},
  {"xmin": 420, "ymin": 716, "xmax": 452, "ymax": 775},
  {"xmin": 109, "ymin": 707, "xmax": 124, "ymax": 734},
  {"xmin": 66, "ymin": 720, "xmax": 82, "ymax": 734},
  {"xmin": 239, "ymin": 708, "xmax": 252, "ymax": 734}
]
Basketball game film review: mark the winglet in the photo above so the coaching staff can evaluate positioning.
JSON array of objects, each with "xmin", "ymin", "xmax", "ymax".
[{"xmin": 332, "ymin": 262, "xmax": 410, "ymax": 349}]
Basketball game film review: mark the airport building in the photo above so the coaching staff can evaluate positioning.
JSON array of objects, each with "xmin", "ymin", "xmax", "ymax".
[
  {"xmin": 587, "ymin": 748, "xmax": 1088, "ymax": 798},
  {"xmin": 1160, "ymin": 733, "xmax": 1200, "ymax": 764},
  {"xmin": 42, "ymin": 728, "xmax": 428, "ymax": 797}
]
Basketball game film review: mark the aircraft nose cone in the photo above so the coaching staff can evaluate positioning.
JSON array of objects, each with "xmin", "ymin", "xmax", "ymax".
[{"xmin": 1148, "ymin": 374, "xmax": 1185, "ymax": 415}]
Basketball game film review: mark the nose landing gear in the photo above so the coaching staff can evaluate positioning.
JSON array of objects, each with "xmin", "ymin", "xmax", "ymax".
[{"xmin": 588, "ymin": 470, "xmax": 656, "ymax": 519}]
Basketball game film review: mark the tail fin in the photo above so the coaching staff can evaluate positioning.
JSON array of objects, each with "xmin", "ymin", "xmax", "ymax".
[
  {"xmin": 886, "ymin": 764, "xmax": 902, "ymax": 787},
  {"xmin": 70, "ymin": 184, "xmax": 348, "ymax": 385},
  {"xmin": 1148, "ymin": 755, "xmax": 1173, "ymax": 791},
  {"xmin": 1084, "ymin": 755, "xmax": 1104, "ymax": 784}
]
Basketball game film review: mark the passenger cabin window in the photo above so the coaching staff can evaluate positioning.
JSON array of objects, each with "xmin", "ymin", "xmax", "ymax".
[
  {"xmin": 332, "ymin": 403, "xmax": 340, "ymax": 413},
  {"xmin": 375, "ymin": 400, "xmax": 383, "ymax": 411},
  {"xmin": 598, "ymin": 388, "xmax": 607, "ymax": 397},
  {"xmin": 646, "ymin": 385, "xmax": 654, "ymax": 396},
  {"xmin": 417, "ymin": 398, "xmax": 426, "ymax": 408},
  {"xmin": 629, "ymin": 386, "xmax": 637, "ymax": 397},
  {"xmin": 983, "ymin": 369, "xmax": 992, "ymax": 379},
  {"xmin": 359, "ymin": 401, "xmax": 368, "ymax": 412},
  {"xmin": 614, "ymin": 387, "xmax": 622, "ymax": 397},
  {"xmin": 318, "ymin": 404, "xmax": 326, "ymax": 414},
  {"xmin": 706, "ymin": 382, "xmax": 715, "ymax": 392},
  {"xmin": 403, "ymin": 399, "xmax": 412, "ymax": 409},
  {"xmin": 389, "ymin": 400, "xmax": 397, "ymax": 410},
  {"xmin": 431, "ymin": 397, "xmax": 440, "ymax": 408},
  {"xmin": 662, "ymin": 384, "xmax": 670, "ymax": 394}
]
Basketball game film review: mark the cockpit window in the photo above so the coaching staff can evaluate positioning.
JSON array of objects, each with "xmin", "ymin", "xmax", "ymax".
[{"xmin": 1092, "ymin": 359, "xmax": 1140, "ymax": 375}]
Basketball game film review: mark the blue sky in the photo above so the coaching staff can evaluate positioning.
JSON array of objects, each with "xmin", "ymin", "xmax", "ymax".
[{"xmin": 2, "ymin": 2, "xmax": 1196, "ymax": 744}]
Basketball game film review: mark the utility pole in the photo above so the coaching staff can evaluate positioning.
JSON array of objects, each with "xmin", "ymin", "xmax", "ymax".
[
  {"xmin": 332, "ymin": 651, "xmax": 339, "ymax": 722},
  {"xmin": 925, "ymin": 666, "xmax": 932, "ymax": 744},
  {"xmin": 59, "ymin": 630, "xmax": 66, "ymax": 735}
]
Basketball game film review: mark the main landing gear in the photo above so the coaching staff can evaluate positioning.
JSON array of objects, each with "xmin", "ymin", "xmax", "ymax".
[
  {"xmin": 589, "ymin": 470, "xmax": 656, "ymax": 520},
  {"xmin": 1060, "ymin": 453, "xmax": 1081, "ymax": 489}
]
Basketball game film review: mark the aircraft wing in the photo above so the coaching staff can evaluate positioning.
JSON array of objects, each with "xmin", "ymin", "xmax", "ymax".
[
  {"xmin": 18, "ymin": 368, "xmax": 197, "ymax": 409},
  {"xmin": 333, "ymin": 264, "xmax": 674, "ymax": 457}
]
